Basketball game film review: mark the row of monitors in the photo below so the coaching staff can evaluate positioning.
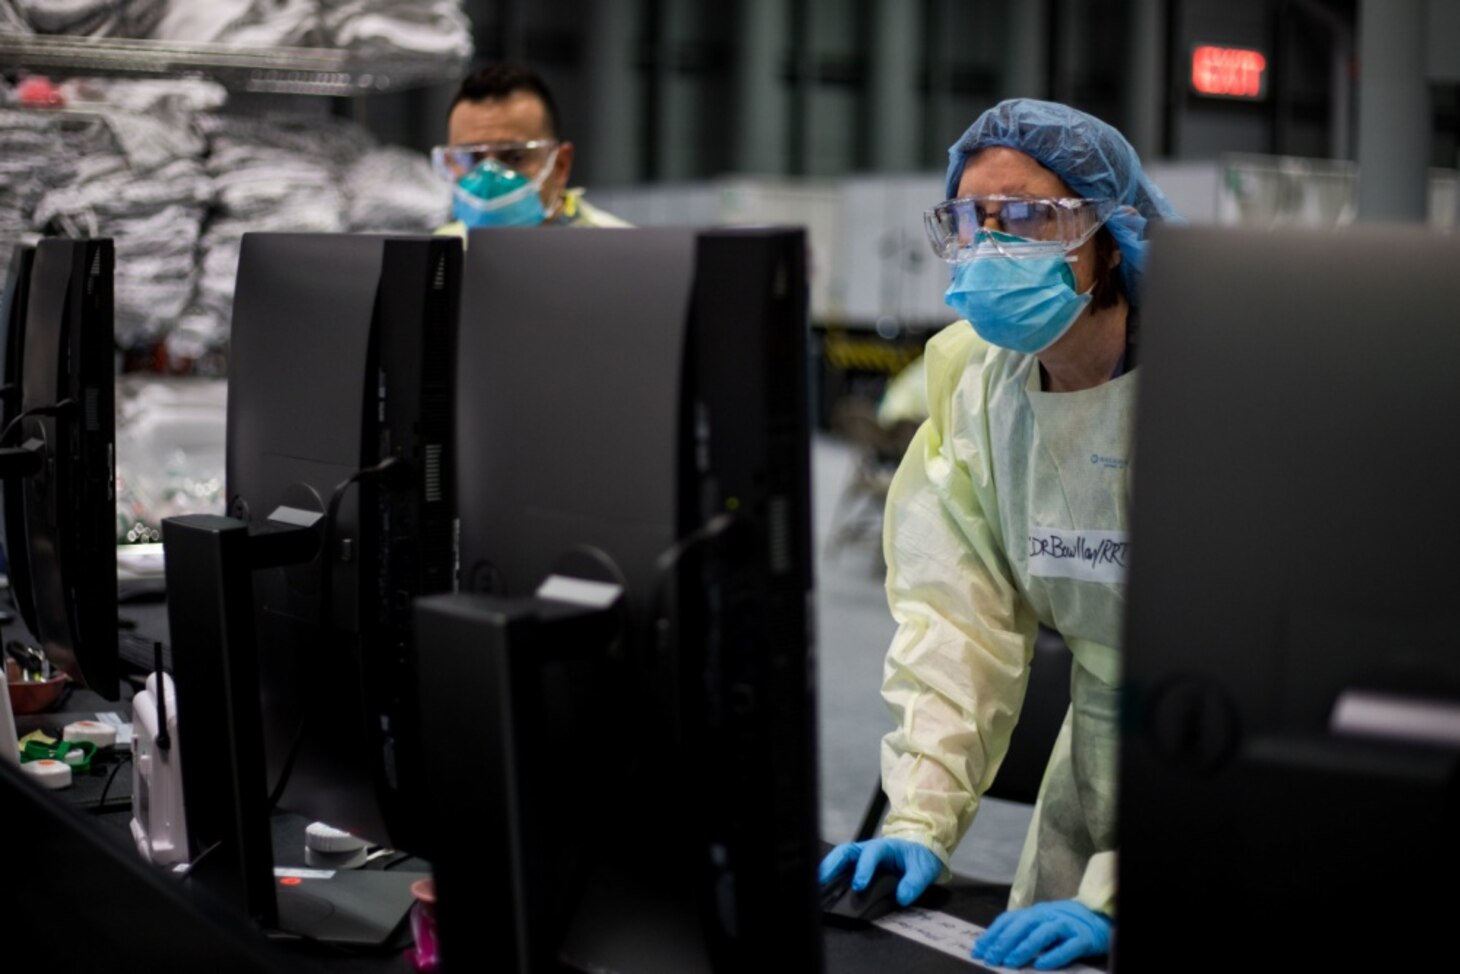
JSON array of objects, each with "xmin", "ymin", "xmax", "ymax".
[
  {"xmin": 182, "ymin": 227, "xmax": 822, "ymax": 972},
  {"xmin": 2, "ymin": 226, "xmax": 821, "ymax": 973},
  {"xmin": 4, "ymin": 223, "xmax": 1460, "ymax": 971}
]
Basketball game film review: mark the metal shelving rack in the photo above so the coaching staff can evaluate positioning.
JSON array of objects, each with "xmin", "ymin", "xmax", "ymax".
[{"xmin": 0, "ymin": 33, "xmax": 466, "ymax": 95}]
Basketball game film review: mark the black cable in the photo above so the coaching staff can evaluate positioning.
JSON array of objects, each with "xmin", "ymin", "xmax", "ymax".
[
  {"xmin": 0, "ymin": 397, "xmax": 74, "ymax": 446},
  {"xmin": 636, "ymin": 512, "xmax": 740, "ymax": 762},
  {"xmin": 177, "ymin": 839, "xmax": 222, "ymax": 879},
  {"xmin": 377, "ymin": 851, "xmax": 415, "ymax": 871},
  {"xmin": 318, "ymin": 456, "xmax": 410, "ymax": 648},
  {"xmin": 152, "ymin": 641, "xmax": 170, "ymax": 752},
  {"xmin": 552, "ymin": 542, "xmax": 631, "ymax": 658},
  {"xmin": 265, "ymin": 718, "xmax": 307, "ymax": 811},
  {"xmin": 649, "ymin": 512, "xmax": 738, "ymax": 644},
  {"xmin": 644, "ymin": 512, "xmax": 741, "ymax": 680},
  {"xmin": 94, "ymin": 752, "xmax": 132, "ymax": 812},
  {"xmin": 266, "ymin": 455, "xmax": 411, "ymax": 811}
]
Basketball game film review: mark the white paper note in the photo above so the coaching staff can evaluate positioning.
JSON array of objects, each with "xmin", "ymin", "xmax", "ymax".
[{"xmin": 873, "ymin": 906, "xmax": 1105, "ymax": 973}]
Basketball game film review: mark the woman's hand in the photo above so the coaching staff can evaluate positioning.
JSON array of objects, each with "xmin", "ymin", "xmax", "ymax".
[
  {"xmin": 972, "ymin": 900, "xmax": 1112, "ymax": 970},
  {"xmin": 818, "ymin": 838, "xmax": 943, "ymax": 907}
]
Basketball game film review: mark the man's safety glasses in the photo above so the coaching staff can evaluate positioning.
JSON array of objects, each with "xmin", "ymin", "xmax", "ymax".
[
  {"xmin": 925, "ymin": 195, "xmax": 1117, "ymax": 262},
  {"xmin": 430, "ymin": 140, "xmax": 559, "ymax": 181}
]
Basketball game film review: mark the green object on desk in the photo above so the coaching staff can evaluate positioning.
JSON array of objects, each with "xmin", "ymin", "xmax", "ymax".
[{"xmin": 21, "ymin": 739, "xmax": 97, "ymax": 774}]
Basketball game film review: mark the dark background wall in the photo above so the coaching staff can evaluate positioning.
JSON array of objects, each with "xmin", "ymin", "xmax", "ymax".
[{"xmin": 350, "ymin": 0, "xmax": 1457, "ymax": 185}]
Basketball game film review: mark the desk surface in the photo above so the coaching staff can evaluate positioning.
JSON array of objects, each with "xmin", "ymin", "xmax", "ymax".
[
  {"xmin": 826, "ymin": 880, "xmax": 1005, "ymax": 973},
  {"xmin": 25, "ymin": 734, "xmax": 1095, "ymax": 972},
  {"xmin": 824, "ymin": 877, "xmax": 1113, "ymax": 973},
  {"xmin": 11, "ymin": 606, "xmax": 1105, "ymax": 973}
]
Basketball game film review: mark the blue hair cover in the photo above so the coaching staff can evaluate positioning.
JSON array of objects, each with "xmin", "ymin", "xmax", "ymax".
[{"xmin": 945, "ymin": 98, "xmax": 1180, "ymax": 304}]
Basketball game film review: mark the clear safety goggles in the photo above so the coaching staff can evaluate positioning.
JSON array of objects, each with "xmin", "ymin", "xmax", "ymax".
[
  {"xmin": 924, "ymin": 195, "xmax": 1118, "ymax": 262},
  {"xmin": 430, "ymin": 139, "xmax": 560, "ymax": 181}
]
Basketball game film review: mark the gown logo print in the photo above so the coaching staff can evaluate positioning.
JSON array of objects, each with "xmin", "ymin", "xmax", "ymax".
[
  {"xmin": 1026, "ymin": 528, "xmax": 1129, "ymax": 584},
  {"xmin": 1089, "ymin": 453, "xmax": 1128, "ymax": 471}
]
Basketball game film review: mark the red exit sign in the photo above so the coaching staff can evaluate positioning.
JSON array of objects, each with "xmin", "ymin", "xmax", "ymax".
[{"xmin": 1190, "ymin": 44, "xmax": 1268, "ymax": 100}]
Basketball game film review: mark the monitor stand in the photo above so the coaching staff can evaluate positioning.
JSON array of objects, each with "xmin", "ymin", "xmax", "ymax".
[
  {"xmin": 274, "ymin": 868, "xmax": 425, "ymax": 947},
  {"xmin": 165, "ymin": 513, "xmax": 423, "ymax": 950},
  {"xmin": 415, "ymin": 589, "xmax": 625, "ymax": 973}
]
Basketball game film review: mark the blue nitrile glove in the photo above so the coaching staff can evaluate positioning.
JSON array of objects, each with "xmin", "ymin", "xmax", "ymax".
[
  {"xmin": 972, "ymin": 900, "xmax": 1112, "ymax": 971},
  {"xmin": 818, "ymin": 837, "xmax": 943, "ymax": 907}
]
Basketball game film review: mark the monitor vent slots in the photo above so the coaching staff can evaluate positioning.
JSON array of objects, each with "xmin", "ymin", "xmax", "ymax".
[
  {"xmin": 768, "ymin": 495, "xmax": 792, "ymax": 576},
  {"xmin": 424, "ymin": 444, "xmax": 443, "ymax": 504}
]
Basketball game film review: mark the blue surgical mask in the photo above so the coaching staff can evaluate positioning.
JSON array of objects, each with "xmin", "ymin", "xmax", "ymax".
[
  {"xmin": 944, "ymin": 232, "xmax": 1091, "ymax": 355},
  {"xmin": 451, "ymin": 154, "xmax": 554, "ymax": 228}
]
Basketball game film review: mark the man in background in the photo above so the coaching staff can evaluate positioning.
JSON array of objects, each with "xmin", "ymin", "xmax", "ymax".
[{"xmin": 433, "ymin": 61, "xmax": 628, "ymax": 233}]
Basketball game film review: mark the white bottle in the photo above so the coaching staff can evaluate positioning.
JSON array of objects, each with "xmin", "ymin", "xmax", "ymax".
[{"xmin": 130, "ymin": 671, "xmax": 189, "ymax": 865}]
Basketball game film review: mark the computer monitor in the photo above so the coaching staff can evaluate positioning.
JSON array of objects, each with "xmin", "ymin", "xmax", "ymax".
[
  {"xmin": 418, "ymin": 226, "xmax": 820, "ymax": 973},
  {"xmin": 0, "ymin": 238, "xmax": 118, "ymax": 699},
  {"xmin": 224, "ymin": 231, "xmax": 458, "ymax": 850},
  {"xmin": 165, "ymin": 232, "xmax": 458, "ymax": 940},
  {"xmin": 1117, "ymin": 224, "xmax": 1460, "ymax": 970},
  {"xmin": 0, "ymin": 244, "xmax": 37, "ymax": 627}
]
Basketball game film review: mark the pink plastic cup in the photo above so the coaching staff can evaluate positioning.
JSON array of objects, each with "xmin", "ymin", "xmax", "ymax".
[{"xmin": 404, "ymin": 877, "xmax": 439, "ymax": 972}]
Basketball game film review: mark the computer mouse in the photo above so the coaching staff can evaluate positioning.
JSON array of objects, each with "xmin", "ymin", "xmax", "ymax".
[{"xmin": 820, "ymin": 868, "xmax": 904, "ymax": 927}]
